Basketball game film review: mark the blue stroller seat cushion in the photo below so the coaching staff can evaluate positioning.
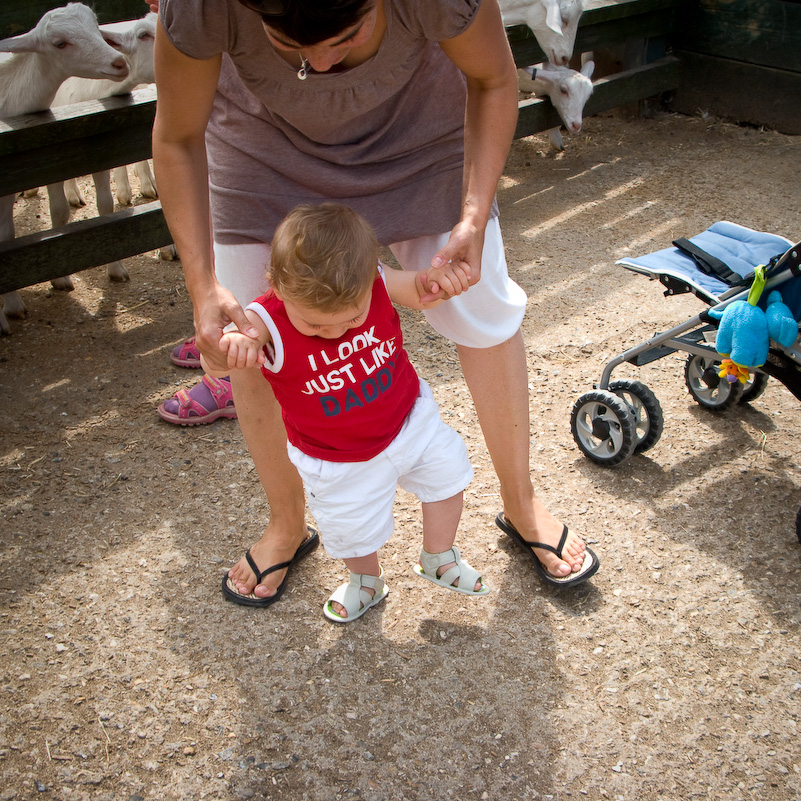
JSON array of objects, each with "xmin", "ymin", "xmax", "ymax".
[{"xmin": 617, "ymin": 221, "xmax": 793, "ymax": 304}]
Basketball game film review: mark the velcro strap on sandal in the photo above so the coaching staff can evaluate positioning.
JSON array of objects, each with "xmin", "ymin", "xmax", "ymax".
[{"xmin": 419, "ymin": 546, "xmax": 482, "ymax": 591}]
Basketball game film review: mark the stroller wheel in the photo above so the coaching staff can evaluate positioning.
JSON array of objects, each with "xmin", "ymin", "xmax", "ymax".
[
  {"xmin": 609, "ymin": 379, "xmax": 664, "ymax": 453},
  {"xmin": 570, "ymin": 390, "xmax": 637, "ymax": 466},
  {"xmin": 684, "ymin": 354, "xmax": 744, "ymax": 411},
  {"xmin": 739, "ymin": 371, "xmax": 770, "ymax": 404}
]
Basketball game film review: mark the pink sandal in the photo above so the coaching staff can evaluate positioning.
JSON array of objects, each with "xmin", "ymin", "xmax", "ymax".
[
  {"xmin": 170, "ymin": 337, "xmax": 202, "ymax": 368},
  {"xmin": 158, "ymin": 375, "xmax": 237, "ymax": 426}
]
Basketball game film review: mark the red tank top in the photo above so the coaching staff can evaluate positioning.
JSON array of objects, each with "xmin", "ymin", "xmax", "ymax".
[{"xmin": 248, "ymin": 269, "xmax": 420, "ymax": 462}]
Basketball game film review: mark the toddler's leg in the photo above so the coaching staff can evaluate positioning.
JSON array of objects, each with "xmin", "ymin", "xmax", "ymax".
[
  {"xmin": 419, "ymin": 493, "xmax": 484, "ymax": 593},
  {"xmin": 336, "ymin": 553, "xmax": 380, "ymax": 616},
  {"xmin": 324, "ymin": 552, "xmax": 388, "ymax": 623}
]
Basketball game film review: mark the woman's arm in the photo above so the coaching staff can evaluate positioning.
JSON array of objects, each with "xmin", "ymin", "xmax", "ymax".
[
  {"xmin": 152, "ymin": 24, "xmax": 259, "ymax": 371},
  {"xmin": 436, "ymin": 0, "xmax": 519, "ymax": 283}
]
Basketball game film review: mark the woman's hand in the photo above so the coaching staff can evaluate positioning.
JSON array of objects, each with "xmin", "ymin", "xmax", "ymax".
[
  {"xmin": 146, "ymin": 0, "xmax": 159, "ymax": 12},
  {"xmin": 192, "ymin": 283, "xmax": 261, "ymax": 374},
  {"xmin": 430, "ymin": 217, "xmax": 485, "ymax": 287}
]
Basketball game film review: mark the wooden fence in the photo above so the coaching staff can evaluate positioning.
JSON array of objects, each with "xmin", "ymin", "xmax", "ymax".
[{"xmin": 669, "ymin": 0, "xmax": 801, "ymax": 134}]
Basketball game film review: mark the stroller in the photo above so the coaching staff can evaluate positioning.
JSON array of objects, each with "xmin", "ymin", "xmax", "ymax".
[{"xmin": 569, "ymin": 222, "xmax": 801, "ymax": 538}]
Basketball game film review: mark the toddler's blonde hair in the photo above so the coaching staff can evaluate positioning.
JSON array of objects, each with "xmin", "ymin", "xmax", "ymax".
[{"xmin": 270, "ymin": 203, "xmax": 379, "ymax": 312}]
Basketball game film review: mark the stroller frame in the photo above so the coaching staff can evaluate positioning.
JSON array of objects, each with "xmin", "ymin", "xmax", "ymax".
[
  {"xmin": 596, "ymin": 259, "xmax": 801, "ymax": 393},
  {"xmin": 570, "ymin": 237, "xmax": 801, "ymax": 471}
]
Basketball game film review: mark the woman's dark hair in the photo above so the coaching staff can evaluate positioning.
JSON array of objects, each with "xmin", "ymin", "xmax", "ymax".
[{"xmin": 236, "ymin": 0, "xmax": 374, "ymax": 46}]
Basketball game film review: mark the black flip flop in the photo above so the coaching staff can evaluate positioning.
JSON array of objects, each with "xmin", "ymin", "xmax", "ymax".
[
  {"xmin": 495, "ymin": 513, "xmax": 599, "ymax": 587},
  {"xmin": 221, "ymin": 527, "xmax": 319, "ymax": 607}
]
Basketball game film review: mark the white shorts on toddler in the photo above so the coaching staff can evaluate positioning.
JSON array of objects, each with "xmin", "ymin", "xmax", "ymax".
[{"xmin": 286, "ymin": 380, "xmax": 473, "ymax": 560}]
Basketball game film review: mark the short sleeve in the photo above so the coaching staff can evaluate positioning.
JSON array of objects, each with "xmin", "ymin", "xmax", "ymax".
[
  {"xmin": 393, "ymin": 0, "xmax": 481, "ymax": 42},
  {"xmin": 160, "ymin": 0, "xmax": 233, "ymax": 59}
]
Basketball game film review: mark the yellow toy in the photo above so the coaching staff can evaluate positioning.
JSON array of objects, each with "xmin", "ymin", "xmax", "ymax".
[{"xmin": 717, "ymin": 358, "xmax": 750, "ymax": 385}]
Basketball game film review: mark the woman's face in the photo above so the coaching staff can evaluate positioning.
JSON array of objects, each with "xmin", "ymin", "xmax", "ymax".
[{"xmin": 262, "ymin": 5, "xmax": 378, "ymax": 73}]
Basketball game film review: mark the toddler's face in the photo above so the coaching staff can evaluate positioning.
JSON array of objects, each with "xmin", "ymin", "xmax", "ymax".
[{"xmin": 282, "ymin": 294, "xmax": 370, "ymax": 340}]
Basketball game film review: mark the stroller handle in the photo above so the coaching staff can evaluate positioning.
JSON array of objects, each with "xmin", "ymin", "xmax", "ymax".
[{"xmin": 773, "ymin": 241, "xmax": 801, "ymax": 276}]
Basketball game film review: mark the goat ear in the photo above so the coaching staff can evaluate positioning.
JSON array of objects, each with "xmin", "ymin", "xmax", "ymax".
[
  {"xmin": 102, "ymin": 30, "xmax": 125, "ymax": 50},
  {"xmin": 534, "ymin": 66, "xmax": 559, "ymax": 85},
  {"xmin": 543, "ymin": 0, "xmax": 564, "ymax": 34},
  {"xmin": 0, "ymin": 31, "xmax": 44, "ymax": 54},
  {"xmin": 581, "ymin": 59, "xmax": 595, "ymax": 79}
]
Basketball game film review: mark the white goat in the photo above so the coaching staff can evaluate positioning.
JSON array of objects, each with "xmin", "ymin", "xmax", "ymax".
[
  {"xmin": 500, "ymin": 0, "xmax": 586, "ymax": 67},
  {"xmin": 48, "ymin": 12, "xmax": 159, "ymax": 284},
  {"xmin": 56, "ymin": 12, "xmax": 158, "ymax": 211},
  {"xmin": 0, "ymin": 2, "xmax": 129, "ymax": 334},
  {"xmin": 517, "ymin": 61, "xmax": 595, "ymax": 151}
]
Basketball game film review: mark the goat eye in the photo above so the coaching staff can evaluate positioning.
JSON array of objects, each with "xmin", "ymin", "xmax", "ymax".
[
  {"xmin": 53, "ymin": 40, "xmax": 68, "ymax": 49},
  {"xmin": 560, "ymin": 86, "xmax": 569, "ymax": 95},
  {"xmin": 139, "ymin": 31, "xmax": 153, "ymax": 40}
]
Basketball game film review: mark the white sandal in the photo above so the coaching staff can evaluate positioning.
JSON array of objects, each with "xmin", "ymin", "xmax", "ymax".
[
  {"xmin": 413, "ymin": 547, "xmax": 489, "ymax": 596},
  {"xmin": 323, "ymin": 569, "xmax": 389, "ymax": 623}
]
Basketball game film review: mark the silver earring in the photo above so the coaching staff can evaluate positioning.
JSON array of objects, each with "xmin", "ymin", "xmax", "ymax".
[{"xmin": 297, "ymin": 55, "xmax": 309, "ymax": 80}]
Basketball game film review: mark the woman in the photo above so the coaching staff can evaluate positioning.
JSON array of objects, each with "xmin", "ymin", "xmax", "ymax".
[{"xmin": 152, "ymin": 0, "xmax": 599, "ymax": 605}]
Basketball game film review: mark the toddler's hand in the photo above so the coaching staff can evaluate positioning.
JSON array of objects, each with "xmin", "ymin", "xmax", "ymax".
[
  {"xmin": 220, "ymin": 332, "xmax": 265, "ymax": 371},
  {"xmin": 418, "ymin": 261, "xmax": 471, "ymax": 303}
]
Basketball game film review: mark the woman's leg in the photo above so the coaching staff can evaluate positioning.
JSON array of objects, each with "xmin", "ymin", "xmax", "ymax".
[
  {"xmin": 457, "ymin": 332, "xmax": 585, "ymax": 576},
  {"xmin": 208, "ymin": 242, "xmax": 309, "ymax": 598},
  {"xmin": 390, "ymin": 220, "xmax": 587, "ymax": 577},
  {"xmin": 224, "ymin": 366, "xmax": 311, "ymax": 597}
]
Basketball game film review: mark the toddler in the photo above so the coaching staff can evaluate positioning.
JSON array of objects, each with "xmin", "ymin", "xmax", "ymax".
[{"xmin": 205, "ymin": 203, "xmax": 489, "ymax": 621}]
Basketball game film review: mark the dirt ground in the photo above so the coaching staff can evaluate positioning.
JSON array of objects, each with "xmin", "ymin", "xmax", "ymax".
[{"xmin": 1, "ymin": 108, "xmax": 801, "ymax": 801}]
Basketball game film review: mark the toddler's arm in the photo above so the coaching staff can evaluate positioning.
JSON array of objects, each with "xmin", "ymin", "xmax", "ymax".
[
  {"xmin": 200, "ymin": 309, "xmax": 269, "ymax": 377},
  {"xmin": 384, "ymin": 264, "xmax": 470, "ymax": 310}
]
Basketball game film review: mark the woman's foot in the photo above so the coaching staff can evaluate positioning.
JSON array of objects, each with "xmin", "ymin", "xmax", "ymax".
[
  {"xmin": 227, "ymin": 525, "xmax": 313, "ymax": 599},
  {"xmin": 501, "ymin": 499, "xmax": 586, "ymax": 577}
]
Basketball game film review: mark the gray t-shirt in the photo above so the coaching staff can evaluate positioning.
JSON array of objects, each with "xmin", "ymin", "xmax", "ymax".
[{"xmin": 161, "ymin": 0, "xmax": 485, "ymax": 246}]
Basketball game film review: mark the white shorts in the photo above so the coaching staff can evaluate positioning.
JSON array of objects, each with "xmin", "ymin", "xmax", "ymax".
[
  {"xmin": 213, "ymin": 217, "xmax": 527, "ymax": 348},
  {"xmin": 286, "ymin": 380, "xmax": 474, "ymax": 560}
]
